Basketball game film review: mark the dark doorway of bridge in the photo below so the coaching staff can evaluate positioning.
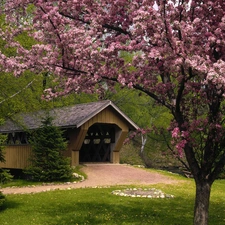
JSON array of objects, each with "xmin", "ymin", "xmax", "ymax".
[{"xmin": 79, "ymin": 123, "xmax": 115, "ymax": 162}]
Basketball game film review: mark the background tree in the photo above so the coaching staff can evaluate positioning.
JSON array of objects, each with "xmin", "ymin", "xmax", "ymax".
[
  {"xmin": 103, "ymin": 83, "xmax": 174, "ymax": 168},
  {"xmin": 25, "ymin": 116, "xmax": 73, "ymax": 182},
  {"xmin": 1, "ymin": 1, "xmax": 225, "ymax": 224}
]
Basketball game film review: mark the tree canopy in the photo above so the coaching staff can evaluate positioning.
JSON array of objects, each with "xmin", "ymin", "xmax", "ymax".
[{"xmin": 0, "ymin": 1, "xmax": 225, "ymax": 224}]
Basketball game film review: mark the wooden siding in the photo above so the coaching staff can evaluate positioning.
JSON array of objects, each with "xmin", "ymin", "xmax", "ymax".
[
  {"xmin": 0, "ymin": 145, "xmax": 32, "ymax": 169},
  {"xmin": 114, "ymin": 130, "xmax": 129, "ymax": 152},
  {"xmin": 67, "ymin": 127, "xmax": 88, "ymax": 152},
  {"xmin": 0, "ymin": 106, "xmax": 133, "ymax": 168},
  {"xmin": 74, "ymin": 107, "xmax": 130, "ymax": 165},
  {"xmin": 82, "ymin": 106, "xmax": 129, "ymax": 130}
]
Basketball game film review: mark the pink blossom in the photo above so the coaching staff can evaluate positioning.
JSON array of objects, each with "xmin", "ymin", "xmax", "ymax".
[
  {"xmin": 1, "ymin": 2, "xmax": 225, "ymax": 188},
  {"xmin": 175, "ymin": 140, "xmax": 187, "ymax": 158},
  {"xmin": 172, "ymin": 127, "xmax": 180, "ymax": 138}
]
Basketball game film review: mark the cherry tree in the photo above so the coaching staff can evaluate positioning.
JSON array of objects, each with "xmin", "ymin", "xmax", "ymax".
[{"xmin": 1, "ymin": 1, "xmax": 225, "ymax": 224}]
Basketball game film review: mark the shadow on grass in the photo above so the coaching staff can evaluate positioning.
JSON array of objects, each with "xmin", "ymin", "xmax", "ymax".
[
  {"xmin": 33, "ymin": 185, "xmax": 225, "ymax": 225},
  {"xmin": 40, "ymin": 194, "xmax": 193, "ymax": 225},
  {"xmin": 1, "ymin": 185, "xmax": 225, "ymax": 225},
  {"xmin": 1, "ymin": 198, "xmax": 22, "ymax": 211}
]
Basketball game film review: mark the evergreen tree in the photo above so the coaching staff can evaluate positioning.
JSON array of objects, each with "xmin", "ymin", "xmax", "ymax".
[{"xmin": 25, "ymin": 116, "xmax": 72, "ymax": 182}]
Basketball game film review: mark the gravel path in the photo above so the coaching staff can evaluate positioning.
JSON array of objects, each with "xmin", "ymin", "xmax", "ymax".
[{"xmin": 1, "ymin": 164, "xmax": 178, "ymax": 195}]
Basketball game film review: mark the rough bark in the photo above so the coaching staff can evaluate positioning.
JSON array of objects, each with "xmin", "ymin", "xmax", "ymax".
[{"xmin": 194, "ymin": 180, "xmax": 212, "ymax": 225}]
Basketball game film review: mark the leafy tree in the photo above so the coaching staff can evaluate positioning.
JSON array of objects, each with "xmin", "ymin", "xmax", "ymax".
[
  {"xmin": 0, "ymin": 14, "xmax": 92, "ymax": 118},
  {"xmin": 1, "ymin": 1, "xmax": 225, "ymax": 224},
  {"xmin": 104, "ymin": 84, "xmax": 173, "ymax": 167},
  {"xmin": 25, "ymin": 116, "xmax": 73, "ymax": 182}
]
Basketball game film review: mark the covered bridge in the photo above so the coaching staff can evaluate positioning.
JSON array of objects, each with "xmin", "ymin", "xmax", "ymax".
[{"xmin": 0, "ymin": 100, "xmax": 139, "ymax": 169}]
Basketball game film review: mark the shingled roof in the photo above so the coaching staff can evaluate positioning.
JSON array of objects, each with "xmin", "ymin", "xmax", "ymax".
[{"xmin": 0, "ymin": 100, "xmax": 139, "ymax": 133}]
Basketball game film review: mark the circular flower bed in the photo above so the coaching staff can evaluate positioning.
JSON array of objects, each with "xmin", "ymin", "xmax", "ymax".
[{"xmin": 112, "ymin": 188, "xmax": 174, "ymax": 198}]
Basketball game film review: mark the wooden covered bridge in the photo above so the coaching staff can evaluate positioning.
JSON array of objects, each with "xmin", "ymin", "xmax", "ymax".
[{"xmin": 0, "ymin": 100, "xmax": 139, "ymax": 169}]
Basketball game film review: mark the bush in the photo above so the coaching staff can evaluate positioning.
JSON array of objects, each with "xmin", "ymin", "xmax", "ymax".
[
  {"xmin": 0, "ymin": 169, "xmax": 13, "ymax": 184},
  {"xmin": 120, "ymin": 142, "xmax": 144, "ymax": 166}
]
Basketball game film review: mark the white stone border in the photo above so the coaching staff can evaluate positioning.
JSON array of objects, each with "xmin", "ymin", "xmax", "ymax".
[{"xmin": 112, "ymin": 188, "xmax": 174, "ymax": 198}]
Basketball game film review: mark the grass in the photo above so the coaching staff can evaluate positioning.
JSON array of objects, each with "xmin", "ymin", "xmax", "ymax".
[
  {"xmin": 0, "ymin": 166, "xmax": 86, "ymax": 188},
  {"xmin": 0, "ymin": 171, "xmax": 225, "ymax": 225},
  {"xmin": 0, "ymin": 179, "xmax": 43, "ymax": 188}
]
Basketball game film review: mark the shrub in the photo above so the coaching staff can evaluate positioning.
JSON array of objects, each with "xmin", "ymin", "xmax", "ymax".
[{"xmin": 0, "ymin": 169, "xmax": 13, "ymax": 184}]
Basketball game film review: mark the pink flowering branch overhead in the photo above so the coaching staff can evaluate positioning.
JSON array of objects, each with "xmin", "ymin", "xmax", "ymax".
[{"xmin": 1, "ymin": 1, "xmax": 225, "ymax": 224}]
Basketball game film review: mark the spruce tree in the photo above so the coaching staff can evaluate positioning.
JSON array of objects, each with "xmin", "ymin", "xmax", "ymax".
[{"xmin": 26, "ymin": 116, "xmax": 72, "ymax": 182}]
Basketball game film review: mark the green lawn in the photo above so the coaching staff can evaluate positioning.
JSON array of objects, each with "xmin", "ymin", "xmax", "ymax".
[{"xmin": 0, "ymin": 173, "xmax": 225, "ymax": 225}]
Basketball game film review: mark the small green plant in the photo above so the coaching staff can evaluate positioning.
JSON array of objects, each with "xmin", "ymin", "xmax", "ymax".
[
  {"xmin": 0, "ymin": 169, "xmax": 13, "ymax": 184},
  {"xmin": 25, "ymin": 115, "xmax": 73, "ymax": 182}
]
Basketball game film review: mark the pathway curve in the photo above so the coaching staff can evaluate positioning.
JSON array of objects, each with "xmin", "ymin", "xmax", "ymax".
[{"xmin": 1, "ymin": 164, "xmax": 178, "ymax": 195}]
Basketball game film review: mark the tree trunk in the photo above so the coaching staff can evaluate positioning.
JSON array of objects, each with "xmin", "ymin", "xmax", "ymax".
[
  {"xmin": 194, "ymin": 180, "xmax": 212, "ymax": 225},
  {"xmin": 140, "ymin": 134, "xmax": 147, "ymax": 155}
]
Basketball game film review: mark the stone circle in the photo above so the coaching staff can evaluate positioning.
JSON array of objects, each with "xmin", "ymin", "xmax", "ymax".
[{"xmin": 112, "ymin": 188, "xmax": 174, "ymax": 198}]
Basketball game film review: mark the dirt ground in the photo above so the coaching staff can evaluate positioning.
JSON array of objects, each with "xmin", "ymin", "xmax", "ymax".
[{"xmin": 1, "ymin": 164, "xmax": 179, "ymax": 195}]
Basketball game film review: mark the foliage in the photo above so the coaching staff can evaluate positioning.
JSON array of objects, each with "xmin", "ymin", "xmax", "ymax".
[
  {"xmin": 105, "ymin": 85, "xmax": 174, "ymax": 168},
  {"xmin": 0, "ymin": 166, "xmax": 84, "ymax": 188},
  {"xmin": 0, "ymin": 169, "xmax": 13, "ymax": 184},
  {"xmin": 72, "ymin": 165, "xmax": 88, "ymax": 180},
  {"xmin": 0, "ymin": 129, "xmax": 11, "ymax": 185},
  {"xmin": 120, "ymin": 141, "xmax": 145, "ymax": 166},
  {"xmin": 25, "ymin": 116, "xmax": 73, "ymax": 182},
  {"xmin": 1, "ymin": 1, "xmax": 225, "ymax": 224},
  {"xmin": 0, "ymin": 15, "xmax": 97, "ymax": 119}
]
